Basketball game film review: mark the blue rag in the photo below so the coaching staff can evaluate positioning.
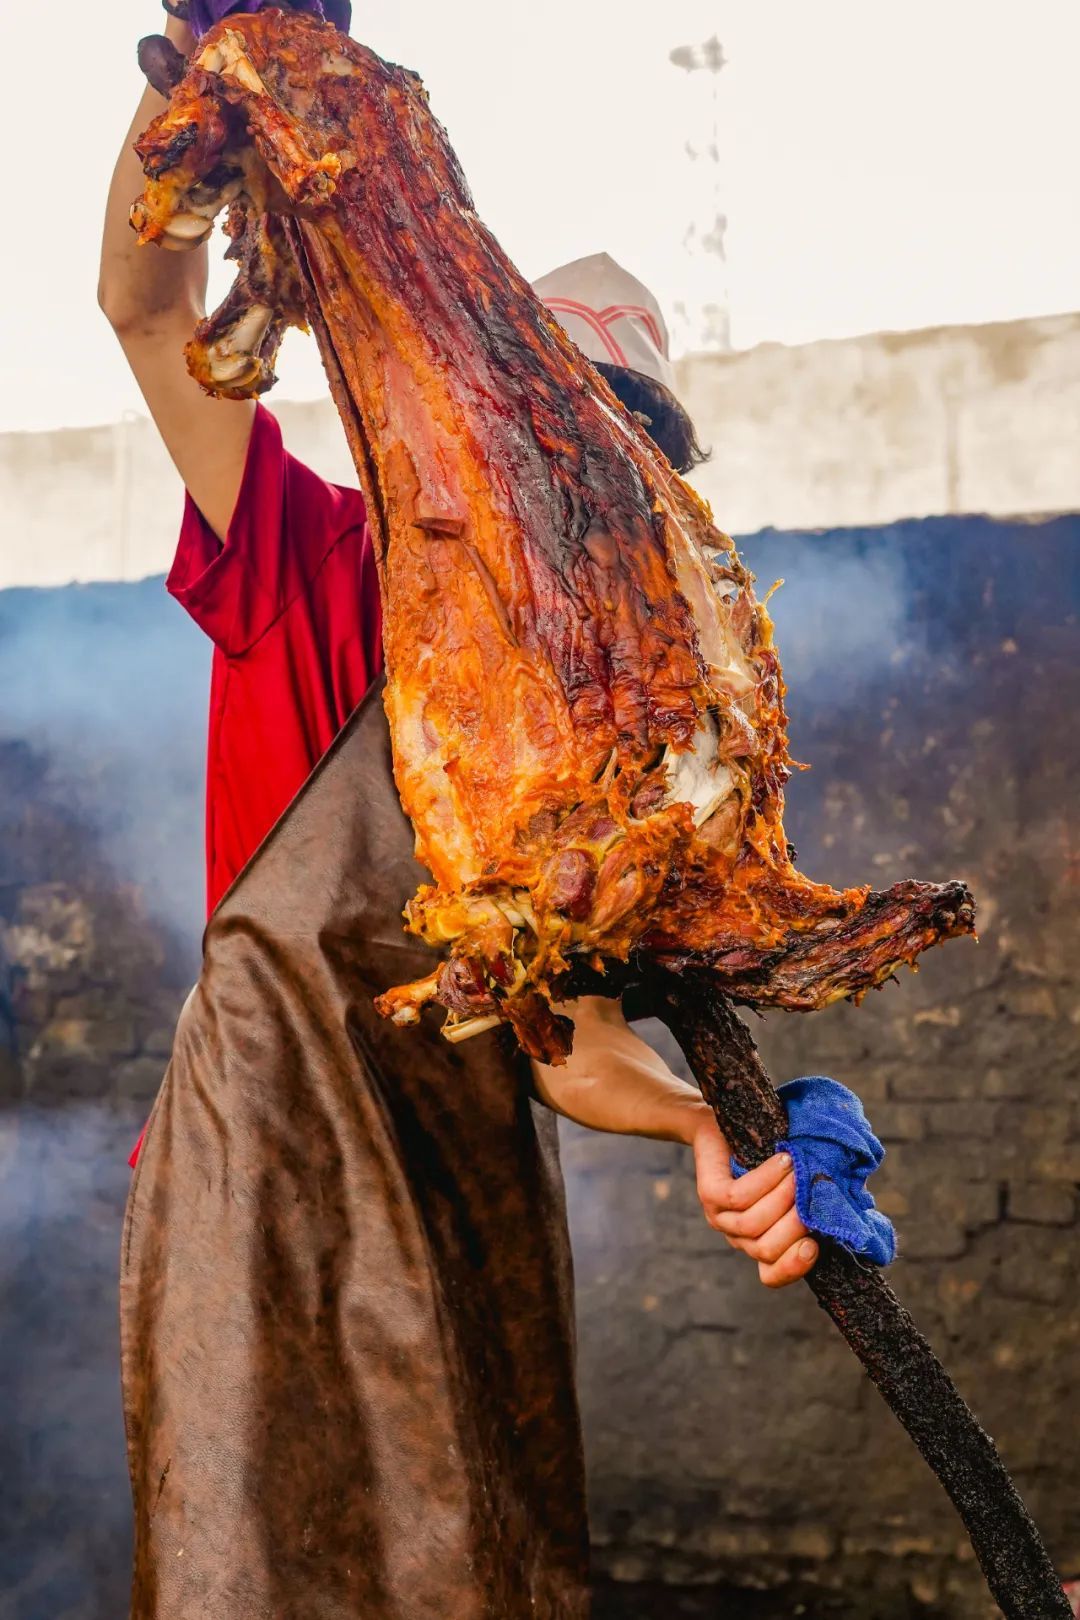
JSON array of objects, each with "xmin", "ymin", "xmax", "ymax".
[
  {"xmin": 733, "ymin": 1076, "xmax": 896, "ymax": 1266},
  {"xmin": 185, "ymin": 0, "xmax": 352, "ymax": 39}
]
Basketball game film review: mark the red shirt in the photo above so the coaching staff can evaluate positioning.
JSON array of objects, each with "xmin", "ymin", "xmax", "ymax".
[
  {"xmin": 167, "ymin": 404, "xmax": 383, "ymax": 913},
  {"xmin": 130, "ymin": 405, "xmax": 381, "ymax": 1168}
]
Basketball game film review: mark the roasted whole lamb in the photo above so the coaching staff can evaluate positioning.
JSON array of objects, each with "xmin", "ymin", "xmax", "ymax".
[{"xmin": 131, "ymin": 10, "xmax": 974, "ymax": 1061}]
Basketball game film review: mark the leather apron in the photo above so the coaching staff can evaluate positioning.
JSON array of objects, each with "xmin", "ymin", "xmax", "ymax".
[{"xmin": 120, "ymin": 684, "xmax": 590, "ymax": 1618}]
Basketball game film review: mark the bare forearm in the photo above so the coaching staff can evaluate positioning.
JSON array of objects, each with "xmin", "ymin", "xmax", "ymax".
[
  {"xmin": 530, "ymin": 998, "xmax": 709, "ymax": 1146},
  {"xmin": 97, "ymin": 13, "xmax": 256, "ymax": 540},
  {"xmin": 536, "ymin": 999, "xmax": 817, "ymax": 1288},
  {"xmin": 98, "ymin": 16, "xmax": 206, "ymax": 332}
]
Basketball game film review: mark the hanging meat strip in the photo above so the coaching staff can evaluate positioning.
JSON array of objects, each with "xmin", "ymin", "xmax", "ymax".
[{"xmin": 130, "ymin": 11, "xmax": 974, "ymax": 1060}]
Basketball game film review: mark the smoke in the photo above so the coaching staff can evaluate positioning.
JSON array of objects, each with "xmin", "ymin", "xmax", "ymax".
[
  {"xmin": 0, "ymin": 578, "xmax": 209, "ymax": 953},
  {"xmin": 0, "ymin": 1101, "xmax": 138, "ymax": 1618},
  {"xmin": 0, "ymin": 538, "xmax": 918, "ymax": 960},
  {"xmin": 0, "ymin": 581, "xmax": 199, "ymax": 1610},
  {"xmin": 743, "ymin": 531, "xmax": 921, "ymax": 703}
]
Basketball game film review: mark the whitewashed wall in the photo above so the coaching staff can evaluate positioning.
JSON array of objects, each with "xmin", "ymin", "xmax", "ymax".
[
  {"xmin": 678, "ymin": 312, "xmax": 1080, "ymax": 535},
  {"xmin": 2, "ymin": 312, "xmax": 1077, "ymax": 590}
]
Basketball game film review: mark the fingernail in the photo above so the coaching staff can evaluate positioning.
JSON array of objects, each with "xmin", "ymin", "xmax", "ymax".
[
  {"xmin": 778, "ymin": 1152, "xmax": 792, "ymax": 1169},
  {"xmin": 799, "ymin": 1240, "xmax": 817, "ymax": 1261}
]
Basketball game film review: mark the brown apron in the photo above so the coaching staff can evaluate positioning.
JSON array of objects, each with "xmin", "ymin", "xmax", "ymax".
[{"xmin": 120, "ymin": 685, "xmax": 590, "ymax": 1618}]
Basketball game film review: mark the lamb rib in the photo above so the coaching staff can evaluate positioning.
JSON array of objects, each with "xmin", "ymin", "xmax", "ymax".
[{"xmin": 129, "ymin": 11, "xmax": 973, "ymax": 1063}]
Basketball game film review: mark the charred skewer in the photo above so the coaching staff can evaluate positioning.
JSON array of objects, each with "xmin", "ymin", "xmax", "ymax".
[{"xmin": 649, "ymin": 973, "xmax": 1071, "ymax": 1620}]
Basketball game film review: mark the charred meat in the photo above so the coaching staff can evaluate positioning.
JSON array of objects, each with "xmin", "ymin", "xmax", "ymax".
[{"xmin": 131, "ymin": 14, "xmax": 974, "ymax": 1059}]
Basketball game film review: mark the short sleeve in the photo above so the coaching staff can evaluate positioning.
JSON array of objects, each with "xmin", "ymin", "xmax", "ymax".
[{"xmin": 167, "ymin": 404, "xmax": 367, "ymax": 656}]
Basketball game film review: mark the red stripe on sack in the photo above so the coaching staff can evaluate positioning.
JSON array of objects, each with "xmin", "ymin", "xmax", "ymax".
[
  {"xmin": 597, "ymin": 302, "xmax": 666, "ymax": 354},
  {"xmin": 543, "ymin": 297, "xmax": 630, "ymax": 366}
]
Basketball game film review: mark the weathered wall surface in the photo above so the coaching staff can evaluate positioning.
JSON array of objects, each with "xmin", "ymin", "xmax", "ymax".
[
  {"xmin": 678, "ymin": 312, "xmax": 1080, "ymax": 535},
  {"xmin": 0, "ymin": 400, "xmax": 353, "ymax": 592},
  {"xmin": 1, "ymin": 516, "xmax": 1077, "ymax": 1619},
  {"xmin": 3, "ymin": 312, "xmax": 1078, "ymax": 589}
]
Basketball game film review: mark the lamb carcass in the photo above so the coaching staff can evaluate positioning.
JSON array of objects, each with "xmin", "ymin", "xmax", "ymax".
[{"xmin": 130, "ymin": 11, "xmax": 974, "ymax": 1060}]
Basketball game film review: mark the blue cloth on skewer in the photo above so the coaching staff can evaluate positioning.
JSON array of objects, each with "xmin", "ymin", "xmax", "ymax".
[{"xmin": 733, "ymin": 1076, "xmax": 896, "ymax": 1266}]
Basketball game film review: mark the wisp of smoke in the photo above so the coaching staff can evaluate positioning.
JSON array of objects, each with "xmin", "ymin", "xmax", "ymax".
[{"xmin": 0, "ymin": 578, "xmax": 208, "ymax": 951}]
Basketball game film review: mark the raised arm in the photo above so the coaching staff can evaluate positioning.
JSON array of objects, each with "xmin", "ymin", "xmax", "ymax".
[{"xmin": 97, "ymin": 13, "xmax": 255, "ymax": 540}]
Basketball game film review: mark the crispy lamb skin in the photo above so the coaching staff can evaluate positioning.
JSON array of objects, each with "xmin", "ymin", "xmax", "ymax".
[{"xmin": 131, "ymin": 13, "xmax": 974, "ymax": 1060}]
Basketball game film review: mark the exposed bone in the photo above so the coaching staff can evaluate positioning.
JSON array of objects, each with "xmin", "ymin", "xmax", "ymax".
[
  {"xmin": 205, "ymin": 298, "xmax": 274, "ymax": 386},
  {"xmin": 378, "ymin": 969, "xmax": 441, "ymax": 1026},
  {"xmin": 215, "ymin": 303, "xmax": 274, "ymax": 358},
  {"xmin": 663, "ymin": 713, "xmax": 736, "ymax": 827},
  {"xmin": 198, "ymin": 31, "xmax": 268, "ymax": 97},
  {"xmin": 702, "ymin": 548, "xmax": 740, "ymax": 595},
  {"xmin": 194, "ymin": 29, "xmax": 342, "ymax": 208},
  {"xmin": 442, "ymin": 1015, "xmax": 503, "ymax": 1044},
  {"xmin": 208, "ymin": 354, "xmax": 262, "ymax": 386},
  {"xmin": 163, "ymin": 211, "xmax": 215, "ymax": 243}
]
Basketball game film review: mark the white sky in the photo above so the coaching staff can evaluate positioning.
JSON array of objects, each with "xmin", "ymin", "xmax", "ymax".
[{"xmin": 1, "ymin": 0, "xmax": 1078, "ymax": 431}]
